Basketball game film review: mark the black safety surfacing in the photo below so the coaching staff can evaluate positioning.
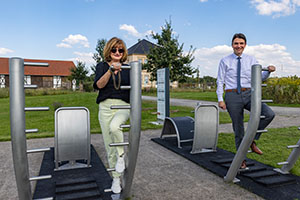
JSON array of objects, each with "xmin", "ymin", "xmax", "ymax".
[
  {"xmin": 152, "ymin": 137, "xmax": 300, "ymax": 200},
  {"xmin": 33, "ymin": 145, "xmax": 113, "ymax": 200}
]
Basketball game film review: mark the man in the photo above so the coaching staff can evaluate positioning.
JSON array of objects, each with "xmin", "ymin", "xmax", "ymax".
[{"xmin": 216, "ymin": 33, "xmax": 275, "ymax": 169}]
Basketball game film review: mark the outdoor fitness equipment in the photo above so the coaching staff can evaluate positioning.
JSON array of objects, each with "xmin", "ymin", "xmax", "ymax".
[
  {"xmin": 9, "ymin": 58, "xmax": 52, "ymax": 200},
  {"xmin": 54, "ymin": 107, "xmax": 91, "ymax": 171},
  {"xmin": 160, "ymin": 104, "xmax": 219, "ymax": 154},
  {"xmin": 9, "ymin": 57, "xmax": 142, "ymax": 200},
  {"xmin": 191, "ymin": 104, "xmax": 219, "ymax": 154},
  {"xmin": 104, "ymin": 62, "xmax": 142, "ymax": 200},
  {"xmin": 224, "ymin": 64, "xmax": 273, "ymax": 183},
  {"xmin": 274, "ymin": 127, "xmax": 300, "ymax": 174}
]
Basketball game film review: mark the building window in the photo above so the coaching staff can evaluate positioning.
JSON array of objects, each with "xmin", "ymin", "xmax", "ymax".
[
  {"xmin": 53, "ymin": 76, "xmax": 61, "ymax": 88},
  {"xmin": 138, "ymin": 59, "xmax": 142, "ymax": 64},
  {"xmin": 0, "ymin": 75, "xmax": 5, "ymax": 88},
  {"xmin": 24, "ymin": 75, "xmax": 31, "ymax": 85}
]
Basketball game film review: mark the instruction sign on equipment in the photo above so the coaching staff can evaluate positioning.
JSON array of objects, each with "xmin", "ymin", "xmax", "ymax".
[{"xmin": 157, "ymin": 68, "xmax": 170, "ymax": 122}]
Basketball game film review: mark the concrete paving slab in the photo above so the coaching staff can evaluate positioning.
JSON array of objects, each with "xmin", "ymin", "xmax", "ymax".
[{"xmin": 1, "ymin": 129, "xmax": 264, "ymax": 200}]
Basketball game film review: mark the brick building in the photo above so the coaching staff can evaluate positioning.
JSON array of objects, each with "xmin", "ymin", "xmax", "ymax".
[{"xmin": 0, "ymin": 57, "xmax": 75, "ymax": 89}]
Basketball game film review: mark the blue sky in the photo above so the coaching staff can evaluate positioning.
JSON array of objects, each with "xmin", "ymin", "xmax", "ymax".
[{"xmin": 1, "ymin": 0, "xmax": 300, "ymax": 77}]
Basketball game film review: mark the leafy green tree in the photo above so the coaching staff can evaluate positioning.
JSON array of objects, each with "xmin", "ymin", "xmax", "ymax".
[
  {"xmin": 200, "ymin": 76, "xmax": 216, "ymax": 84},
  {"xmin": 69, "ymin": 61, "xmax": 89, "ymax": 86},
  {"xmin": 91, "ymin": 38, "xmax": 107, "ymax": 75},
  {"xmin": 143, "ymin": 20, "xmax": 195, "ymax": 83}
]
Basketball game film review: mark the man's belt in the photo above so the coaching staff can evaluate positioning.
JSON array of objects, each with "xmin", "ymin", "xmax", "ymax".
[{"xmin": 225, "ymin": 88, "xmax": 251, "ymax": 92}]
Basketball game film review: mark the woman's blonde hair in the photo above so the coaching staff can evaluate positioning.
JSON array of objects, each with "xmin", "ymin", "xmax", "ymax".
[{"xmin": 103, "ymin": 37, "xmax": 128, "ymax": 63}]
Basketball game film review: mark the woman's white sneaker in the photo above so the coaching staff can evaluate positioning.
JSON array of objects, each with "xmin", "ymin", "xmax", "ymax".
[{"xmin": 111, "ymin": 178, "xmax": 121, "ymax": 194}]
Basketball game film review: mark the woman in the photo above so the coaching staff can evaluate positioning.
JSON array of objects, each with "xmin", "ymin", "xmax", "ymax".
[{"xmin": 93, "ymin": 37, "xmax": 130, "ymax": 194}]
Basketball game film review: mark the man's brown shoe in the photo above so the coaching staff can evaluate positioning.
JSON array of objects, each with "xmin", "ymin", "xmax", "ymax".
[
  {"xmin": 240, "ymin": 160, "xmax": 247, "ymax": 169},
  {"xmin": 251, "ymin": 141, "xmax": 263, "ymax": 155}
]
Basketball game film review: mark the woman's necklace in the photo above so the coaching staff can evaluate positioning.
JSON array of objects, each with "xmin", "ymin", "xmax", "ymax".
[{"xmin": 110, "ymin": 70, "xmax": 121, "ymax": 90}]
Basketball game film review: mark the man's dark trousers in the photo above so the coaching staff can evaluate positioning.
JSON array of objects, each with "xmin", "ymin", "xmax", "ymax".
[{"xmin": 225, "ymin": 89, "xmax": 275, "ymax": 150}]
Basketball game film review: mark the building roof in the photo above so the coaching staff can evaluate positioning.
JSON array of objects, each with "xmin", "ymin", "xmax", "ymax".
[
  {"xmin": 128, "ymin": 39, "xmax": 157, "ymax": 55},
  {"xmin": 0, "ymin": 57, "xmax": 75, "ymax": 76}
]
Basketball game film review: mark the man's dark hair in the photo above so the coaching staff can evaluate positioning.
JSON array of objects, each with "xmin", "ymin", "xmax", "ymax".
[{"xmin": 232, "ymin": 33, "xmax": 247, "ymax": 44}]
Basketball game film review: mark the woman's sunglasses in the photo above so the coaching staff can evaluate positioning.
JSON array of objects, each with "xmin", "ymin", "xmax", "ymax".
[{"xmin": 111, "ymin": 48, "xmax": 124, "ymax": 54}]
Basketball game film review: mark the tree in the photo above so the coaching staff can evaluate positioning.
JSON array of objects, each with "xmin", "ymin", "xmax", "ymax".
[
  {"xmin": 143, "ymin": 20, "xmax": 195, "ymax": 83},
  {"xmin": 93, "ymin": 38, "xmax": 107, "ymax": 64},
  {"xmin": 91, "ymin": 38, "xmax": 107, "ymax": 74},
  {"xmin": 69, "ymin": 61, "xmax": 89, "ymax": 86}
]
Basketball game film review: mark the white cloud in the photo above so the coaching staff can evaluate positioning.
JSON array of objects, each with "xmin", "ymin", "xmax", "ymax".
[
  {"xmin": 199, "ymin": 0, "xmax": 208, "ymax": 2},
  {"xmin": 120, "ymin": 24, "xmax": 141, "ymax": 37},
  {"xmin": 192, "ymin": 43, "xmax": 300, "ymax": 77},
  {"xmin": 251, "ymin": 0, "xmax": 300, "ymax": 17},
  {"xmin": 72, "ymin": 51, "xmax": 94, "ymax": 66},
  {"xmin": 119, "ymin": 24, "xmax": 153, "ymax": 38},
  {"xmin": 0, "ymin": 47, "xmax": 14, "ymax": 55},
  {"xmin": 56, "ymin": 43, "xmax": 72, "ymax": 48},
  {"xmin": 56, "ymin": 34, "xmax": 90, "ymax": 48}
]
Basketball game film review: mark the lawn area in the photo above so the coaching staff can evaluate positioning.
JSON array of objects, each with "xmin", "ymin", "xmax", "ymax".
[
  {"xmin": 1, "ymin": 91, "xmax": 299, "ymax": 176},
  {"xmin": 143, "ymin": 89, "xmax": 218, "ymax": 101},
  {"xmin": 218, "ymin": 126, "xmax": 300, "ymax": 176},
  {"xmin": 0, "ymin": 92, "xmax": 234, "ymax": 141}
]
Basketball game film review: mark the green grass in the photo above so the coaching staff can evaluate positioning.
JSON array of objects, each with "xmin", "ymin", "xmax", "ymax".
[
  {"xmin": 142, "ymin": 89, "xmax": 218, "ymax": 102},
  {"xmin": 1, "ymin": 92, "xmax": 299, "ymax": 176},
  {"xmin": 0, "ymin": 92, "xmax": 101, "ymax": 140},
  {"xmin": 218, "ymin": 127, "xmax": 300, "ymax": 176},
  {"xmin": 170, "ymin": 91, "xmax": 218, "ymax": 102},
  {"xmin": 0, "ymin": 92, "xmax": 235, "ymax": 141}
]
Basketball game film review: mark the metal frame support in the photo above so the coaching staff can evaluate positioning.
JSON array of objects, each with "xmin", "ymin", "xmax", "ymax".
[
  {"xmin": 10, "ymin": 57, "xmax": 32, "ymax": 199},
  {"xmin": 121, "ymin": 61, "xmax": 142, "ymax": 199},
  {"xmin": 54, "ymin": 107, "xmax": 91, "ymax": 171},
  {"xmin": 10, "ymin": 57, "xmax": 50, "ymax": 200},
  {"xmin": 191, "ymin": 104, "xmax": 219, "ymax": 154},
  {"xmin": 224, "ymin": 64, "xmax": 262, "ymax": 182},
  {"xmin": 274, "ymin": 132, "xmax": 300, "ymax": 174}
]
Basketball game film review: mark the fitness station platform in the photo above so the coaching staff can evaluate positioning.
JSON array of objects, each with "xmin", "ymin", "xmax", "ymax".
[
  {"xmin": 151, "ymin": 65, "xmax": 300, "ymax": 200},
  {"xmin": 33, "ymin": 145, "xmax": 112, "ymax": 200},
  {"xmin": 9, "ymin": 59, "xmax": 142, "ymax": 200},
  {"xmin": 151, "ymin": 137, "xmax": 300, "ymax": 200}
]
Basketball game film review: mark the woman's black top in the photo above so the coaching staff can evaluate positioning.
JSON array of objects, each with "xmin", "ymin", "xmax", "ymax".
[{"xmin": 93, "ymin": 62, "xmax": 130, "ymax": 104}]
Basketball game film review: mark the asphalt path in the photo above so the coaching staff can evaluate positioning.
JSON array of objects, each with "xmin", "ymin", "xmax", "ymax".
[{"xmin": 142, "ymin": 96, "xmax": 300, "ymax": 133}]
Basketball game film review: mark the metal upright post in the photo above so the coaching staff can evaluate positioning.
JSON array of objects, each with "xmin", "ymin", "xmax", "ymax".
[
  {"xmin": 275, "ymin": 135, "xmax": 300, "ymax": 174},
  {"xmin": 121, "ymin": 61, "xmax": 142, "ymax": 199},
  {"xmin": 9, "ymin": 57, "xmax": 32, "ymax": 199},
  {"xmin": 281, "ymin": 138, "xmax": 300, "ymax": 172},
  {"xmin": 224, "ymin": 64, "xmax": 262, "ymax": 182}
]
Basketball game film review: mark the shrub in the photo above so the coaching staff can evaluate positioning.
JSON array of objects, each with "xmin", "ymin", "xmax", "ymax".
[
  {"xmin": 0, "ymin": 88, "xmax": 9, "ymax": 98},
  {"xmin": 83, "ymin": 81, "xmax": 94, "ymax": 92},
  {"xmin": 263, "ymin": 76, "xmax": 300, "ymax": 104}
]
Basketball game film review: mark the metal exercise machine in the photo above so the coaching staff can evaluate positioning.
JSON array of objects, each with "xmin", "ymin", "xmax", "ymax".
[
  {"xmin": 10, "ymin": 58, "xmax": 142, "ymax": 200},
  {"xmin": 160, "ymin": 116, "xmax": 195, "ymax": 148},
  {"xmin": 274, "ymin": 127, "xmax": 300, "ymax": 174},
  {"xmin": 103, "ymin": 62, "xmax": 142, "ymax": 199},
  {"xmin": 10, "ymin": 57, "xmax": 52, "ymax": 200},
  {"xmin": 224, "ymin": 64, "xmax": 272, "ymax": 183},
  {"xmin": 160, "ymin": 104, "xmax": 219, "ymax": 153},
  {"xmin": 191, "ymin": 104, "xmax": 219, "ymax": 154},
  {"xmin": 54, "ymin": 107, "xmax": 91, "ymax": 171}
]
